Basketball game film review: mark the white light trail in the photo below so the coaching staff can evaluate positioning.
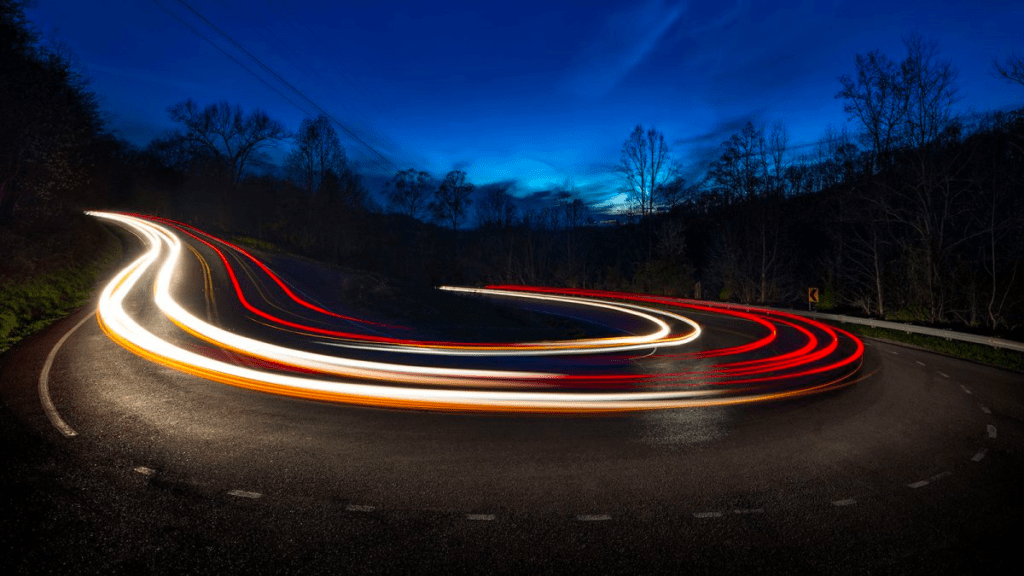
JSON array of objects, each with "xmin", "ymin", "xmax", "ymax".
[{"xmin": 86, "ymin": 211, "xmax": 860, "ymax": 412}]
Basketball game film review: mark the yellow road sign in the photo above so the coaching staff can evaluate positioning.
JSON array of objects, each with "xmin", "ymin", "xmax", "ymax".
[{"xmin": 808, "ymin": 287, "xmax": 819, "ymax": 303}]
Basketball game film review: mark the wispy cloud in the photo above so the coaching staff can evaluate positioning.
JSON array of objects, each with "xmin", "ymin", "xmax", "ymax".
[{"xmin": 561, "ymin": 0, "xmax": 687, "ymax": 98}]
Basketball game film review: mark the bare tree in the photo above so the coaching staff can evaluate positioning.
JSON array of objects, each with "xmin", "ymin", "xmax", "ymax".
[
  {"xmin": 993, "ymin": 53, "xmax": 1024, "ymax": 86},
  {"xmin": 286, "ymin": 114, "xmax": 346, "ymax": 197},
  {"xmin": 837, "ymin": 50, "xmax": 907, "ymax": 172},
  {"xmin": 619, "ymin": 125, "xmax": 672, "ymax": 218},
  {"xmin": 901, "ymin": 34, "xmax": 959, "ymax": 151},
  {"xmin": 709, "ymin": 122, "xmax": 766, "ymax": 203},
  {"xmin": 767, "ymin": 122, "xmax": 788, "ymax": 197},
  {"xmin": 167, "ymin": 99, "xmax": 288, "ymax": 187},
  {"xmin": 475, "ymin": 185, "xmax": 518, "ymax": 229},
  {"xmin": 387, "ymin": 168, "xmax": 433, "ymax": 220},
  {"xmin": 430, "ymin": 170, "xmax": 474, "ymax": 232}
]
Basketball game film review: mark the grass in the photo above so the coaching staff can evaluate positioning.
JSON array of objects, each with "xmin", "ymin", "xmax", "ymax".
[
  {"xmin": 0, "ymin": 219, "xmax": 122, "ymax": 354},
  {"xmin": 231, "ymin": 236, "xmax": 279, "ymax": 252},
  {"xmin": 825, "ymin": 321, "xmax": 1024, "ymax": 373}
]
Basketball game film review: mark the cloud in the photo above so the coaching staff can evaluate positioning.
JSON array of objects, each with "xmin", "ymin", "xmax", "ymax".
[{"xmin": 561, "ymin": 0, "xmax": 687, "ymax": 98}]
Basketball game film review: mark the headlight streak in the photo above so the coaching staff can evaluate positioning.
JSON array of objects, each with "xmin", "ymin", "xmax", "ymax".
[
  {"xmin": 141, "ymin": 213, "xmax": 697, "ymax": 354},
  {"xmin": 87, "ymin": 211, "xmax": 866, "ymax": 413},
  {"xmin": 133, "ymin": 213, "xmax": 397, "ymax": 329}
]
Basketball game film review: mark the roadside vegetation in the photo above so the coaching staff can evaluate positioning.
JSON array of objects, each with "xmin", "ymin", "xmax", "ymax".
[
  {"xmin": 0, "ymin": 216, "xmax": 121, "ymax": 353},
  {"xmin": 826, "ymin": 321, "xmax": 1024, "ymax": 373}
]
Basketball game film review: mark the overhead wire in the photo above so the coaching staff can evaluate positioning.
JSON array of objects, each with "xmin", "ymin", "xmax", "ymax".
[
  {"xmin": 171, "ymin": 0, "xmax": 400, "ymax": 174},
  {"xmin": 150, "ymin": 0, "xmax": 311, "ymax": 117}
]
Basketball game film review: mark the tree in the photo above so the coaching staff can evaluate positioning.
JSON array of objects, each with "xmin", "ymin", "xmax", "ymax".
[
  {"xmin": 619, "ymin": 125, "xmax": 672, "ymax": 218},
  {"xmin": 901, "ymin": 34, "xmax": 959, "ymax": 152},
  {"xmin": 709, "ymin": 122, "xmax": 766, "ymax": 204},
  {"xmin": 475, "ymin": 185, "xmax": 517, "ymax": 229},
  {"xmin": 387, "ymin": 168, "xmax": 433, "ymax": 220},
  {"xmin": 1, "ymin": 1, "xmax": 101, "ymax": 220},
  {"xmin": 767, "ymin": 122, "xmax": 788, "ymax": 197},
  {"xmin": 430, "ymin": 170, "xmax": 474, "ymax": 232},
  {"xmin": 836, "ymin": 49, "xmax": 907, "ymax": 173},
  {"xmin": 286, "ymin": 114, "xmax": 346, "ymax": 197},
  {"xmin": 993, "ymin": 53, "xmax": 1024, "ymax": 87},
  {"xmin": 655, "ymin": 163, "xmax": 687, "ymax": 211},
  {"xmin": 166, "ymin": 99, "xmax": 288, "ymax": 187}
]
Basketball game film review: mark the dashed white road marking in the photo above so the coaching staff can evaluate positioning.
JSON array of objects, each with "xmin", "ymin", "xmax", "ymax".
[
  {"xmin": 888, "ymin": 350, "xmax": 900, "ymax": 355},
  {"xmin": 908, "ymin": 471, "xmax": 952, "ymax": 489},
  {"xmin": 346, "ymin": 504, "xmax": 376, "ymax": 513},
  {"xmin": 937, "ymin": 372, "xmax": 949, "ymax": 378},
  {"xmin": 576, "ymin": 514, "xmax": 612, "ymax": 521},
  {"xmin": 466, "ymin": 514, "xmax": 495, "ymax": 521},
  {"xmin": 134, "ymin": 466, "xmax": 156, "ymax": 476},
  {"xmin": 832, "ymin": 498, "xmax": 856, "ymax": 507},
  {"xmin": 981, "ymin": 406, "xmax": 991, "ymax": 414},
  {"xmin": 732, "ymin": 508, "xmax": 764, "ymax": 515},
  {"xmin": 227, "ymin": 490, "xmax": 262, "ymax": 499},
  {"xmin": 916, "ymin": 361, "xmax": 926, "ymax": 366},
  {"xmin": 972, "ymin": 448, "xmax": 988, "ymax": 462},
  {"xmin": 693, "ymin": 511, "xmax": 723, "ymax": 518},
  {"xmin": 960, "ymin": 385, "xmax": 972, "ymax": 395},
  {"xmin": 39, "ymin": 312, "xmax": 95, "ymax": 438},
  {"xmin": 987, "ymin": 425, "xmax": 997, "ymax": 439}
]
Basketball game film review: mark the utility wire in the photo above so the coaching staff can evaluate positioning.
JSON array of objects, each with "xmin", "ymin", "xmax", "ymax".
[
  {"xmin": 166, "ymin": 0, "xmax": 400, "ymax": 173},
  {"xmin": 150, "ymin": 0, "xmax": 311, "ymax": 117}
]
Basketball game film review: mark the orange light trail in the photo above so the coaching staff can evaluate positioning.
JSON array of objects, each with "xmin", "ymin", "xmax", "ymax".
[{"xmin": 86, "ymin": 211, "xmax": 865, "ymax": 413}]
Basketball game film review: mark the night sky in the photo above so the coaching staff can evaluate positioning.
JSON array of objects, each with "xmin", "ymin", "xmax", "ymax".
[{"xmin": 29, "ymin": 0, "xmax": 1023, "ymax": 210}]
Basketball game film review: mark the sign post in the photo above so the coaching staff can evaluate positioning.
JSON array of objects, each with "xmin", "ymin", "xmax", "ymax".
[{"xmin": 808, "ymin": 287, "xmax": 819, "ymax": 311}]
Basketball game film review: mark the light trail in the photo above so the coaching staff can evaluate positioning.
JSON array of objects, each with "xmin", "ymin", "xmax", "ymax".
[{"xmin": 87, "ymin": 211, "xmax": 864, "ymax": 412}]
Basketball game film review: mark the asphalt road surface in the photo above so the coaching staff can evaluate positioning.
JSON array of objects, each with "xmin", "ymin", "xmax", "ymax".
[{"xmin": 1, "ymin": 217, "xmax": 1021, "ymax": 574}]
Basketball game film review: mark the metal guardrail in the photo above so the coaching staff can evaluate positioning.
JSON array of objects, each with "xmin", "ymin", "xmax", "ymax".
[
  {"xmin": 457, "ymin": 286, "xmax": 1024, "ymax": 354},
  {"xmin": 767, "ymin": 307, "xmax": 1024, "ymax": 354}
]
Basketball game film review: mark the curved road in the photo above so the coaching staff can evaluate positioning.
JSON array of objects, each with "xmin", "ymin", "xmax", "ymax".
[{"xmin": 1, "ymin": 216, "xmax": 1021, "ymax": 574}]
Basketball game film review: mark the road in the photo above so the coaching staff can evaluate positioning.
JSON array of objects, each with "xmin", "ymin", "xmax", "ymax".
[{"xmin": 1, "ymin": 213, "xmax": 1021, "ymax": 574}]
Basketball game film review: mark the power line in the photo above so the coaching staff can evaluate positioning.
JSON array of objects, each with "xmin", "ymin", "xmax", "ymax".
[
  {"xmin": 163, "ymin": 0, "xmax": 400, "ymax": 174},
  {"xmin": 150, "ymin": 0, "xmax": 311, "ymax": 117}
]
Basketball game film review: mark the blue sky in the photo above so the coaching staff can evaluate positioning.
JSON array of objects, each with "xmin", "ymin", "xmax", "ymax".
[{"xmin": 30, "ymin": 0, "xmax": 1024, "ymax": 211}]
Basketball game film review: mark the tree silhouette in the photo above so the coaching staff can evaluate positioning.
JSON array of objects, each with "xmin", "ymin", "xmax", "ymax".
[
  {"xmin": 430, "ymin": 170, "xmax": 474, "ymax": 232},
  {"xmin": 619, "ymin": 125, "xmax": 672, "ymax": 219},
  {"xmin": 286, "ymin": 114, "xmax": 346, "ymax": 197},
  {"xmin": 387, "ymin": 168, "xmax": 433, "ymax": 220},
  {"xmin": 1, "ymin": 0, "xmax": 101, "ymax": 220},
  {"xmin": 993, "ymin": 53, "xmax": 1024, "ymax": 87},
  {"xmin": 167, "ymin": 99, "xmax": 288, "ymax": 187}
]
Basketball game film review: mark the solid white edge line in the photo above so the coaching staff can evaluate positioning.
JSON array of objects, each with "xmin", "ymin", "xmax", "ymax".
[
  {"xmin": 227, "ymin": 489, "xmax": 262, "ymax": 499},
  {"xmin": 38, "ymin": 312, "xmax": 95, "ymax": 438}
]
